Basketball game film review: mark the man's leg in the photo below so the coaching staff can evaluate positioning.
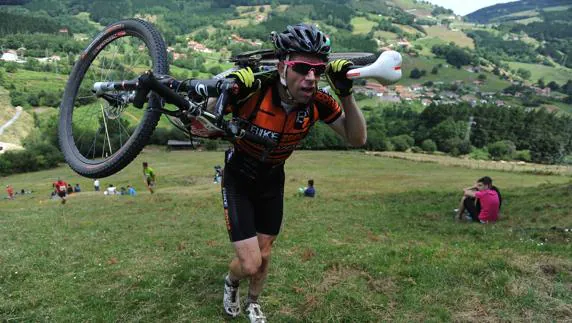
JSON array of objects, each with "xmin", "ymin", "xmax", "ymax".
[
  {"xmin": 246, "ymin": 233, "xmax": 276, "ymax": 304},
  {"xmin": 456, "ymin": 196, "xmax": 467, "ymax": 219},
  {"xmin": 463, "ymin": 196, "xmax": 478, "ymax": 221},
  {"xmin": 224, "ymin": 236, "xmax": 260, "ymax": 318},
  {"xmin": 229, "ymin": 237, "xmax": 262, "ymax": 281}
]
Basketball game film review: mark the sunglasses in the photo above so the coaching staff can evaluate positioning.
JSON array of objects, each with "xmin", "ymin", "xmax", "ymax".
[{"xmin": 284, "ymin": 60, "xmax": 327, "ymax": 76}]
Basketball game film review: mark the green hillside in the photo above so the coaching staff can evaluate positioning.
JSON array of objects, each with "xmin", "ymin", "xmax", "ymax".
[
  {"xmin": 465, "ymin": 0, "xmax": 572, "ymax": 24},
  {"xmin": 0, "ymin": 0, "xmax": 570, "ymax": 154}
]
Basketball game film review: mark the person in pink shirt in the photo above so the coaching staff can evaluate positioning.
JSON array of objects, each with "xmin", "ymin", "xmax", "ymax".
[{"xmin": 456, "ymin": 176, "xmax": 501, "ymax": 223}]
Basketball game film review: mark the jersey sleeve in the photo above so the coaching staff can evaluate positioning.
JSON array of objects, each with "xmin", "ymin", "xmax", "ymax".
[
  {"xmin": 314, "ymin": 90, "xmax": 342, "ymax": 124},
  {"xmin": 474, "ymin": 191, "xmax": 484, "ymax": 199}
]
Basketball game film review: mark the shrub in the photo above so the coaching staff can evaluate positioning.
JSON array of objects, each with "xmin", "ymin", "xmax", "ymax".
[
  {"xmin": 513, "ymin": 149, "xmax": 531, "ymax": 162},
  {"xmin": 390, "ymin": 135, "xmax": 414, "ymax": 152},
  {"xmin": 0, "ymin": 141, "xmax": 63, "ymax": 176},
  {"xmin": 487, "ymin": 140, "xmax": 516, "ymax": 160},
  {"xmin": 411, "ymin": 146, "xmax": 423, "ymax": 153},
  {"xmin": 5, "ymin": 63, "xmax": 18, "ymax": 73},
  {"xmin": 420, "ymin": 139, "xmax": 436, "ymax": 152},
  {"xmin": 469, "ymin": 147, "xmax": 490, "ymax": 160},
  {"xmin": 204, "ymin": 139, "xmax": 220, "ymax": 151}
]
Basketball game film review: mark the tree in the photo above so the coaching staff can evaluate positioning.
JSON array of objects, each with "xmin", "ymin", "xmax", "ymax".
[
  {"xmin": 478, "ymin": 74, "xmax": 487, "ymax": 81},
  {"xmin": 547, "ymin": 81, "xmax": 560, "ymax": 91},
  {"xmin": 431, "ymin": 66, "xmax": 439, "ymax": 74},
  {"xmin": 409, "ymin": 68, "xmax": 423, "ymax": 79},
  {"xmin": 516, "ymin": 68, "xmax": 531, "ymax": 80}
]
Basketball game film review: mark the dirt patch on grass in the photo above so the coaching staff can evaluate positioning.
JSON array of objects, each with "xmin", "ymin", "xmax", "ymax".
[
  {"xmin": 451, "ymin": 295, "xmax": 497, "ymax": 322},
  {"xmin": 318, "ymin": 264, "xmax": 398, "ymax": 294}
]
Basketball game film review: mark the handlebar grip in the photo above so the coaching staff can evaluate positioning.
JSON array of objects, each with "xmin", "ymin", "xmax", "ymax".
[{"xmin": 133, "ymin": 81, "xmax": 151, "ymax": 109}]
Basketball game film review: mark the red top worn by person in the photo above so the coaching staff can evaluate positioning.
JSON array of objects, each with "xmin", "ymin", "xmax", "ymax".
[
  {"xmin": 53, "ymin": 179, "xmax": 67, "ymax": 195},
  {"xmin": 475, "ymin": 189, "xmax": 500, "ymax": 222}
]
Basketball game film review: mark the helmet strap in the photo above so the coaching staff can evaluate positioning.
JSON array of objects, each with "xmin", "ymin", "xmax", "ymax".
[
  {"xmin": 279, "ymin": 54, "xmax": 289, "ymax": 87},
  {"xmin": 279, "ymin": 54, "xmax": 295, "ymax": 102}
]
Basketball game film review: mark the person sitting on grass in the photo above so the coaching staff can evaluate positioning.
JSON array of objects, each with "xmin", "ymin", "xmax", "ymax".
[
  {"xmin": 456, "ymin": 176, "xmax": 501, "ymax": 223},
  {"xmin": 127, "ymin": 185, "xmax": 137, "ymax": 196},
  {"xmin": 105, "ymin": 184, "xmax": 117, "ymax": 196}
]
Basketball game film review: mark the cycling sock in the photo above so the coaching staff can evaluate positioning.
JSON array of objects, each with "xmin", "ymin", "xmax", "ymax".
[
  {"xmin": 246, "ymin": 292, "xmax": 258, "ymax": 305},
  {"xmin": 225, "ymin": 274, "xmax": 239, "ymax": 287}
]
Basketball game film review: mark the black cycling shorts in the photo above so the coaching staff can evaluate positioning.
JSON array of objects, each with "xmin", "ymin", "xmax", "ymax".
[{"xmin": 221, "ymin": 162, "xmax": 285, "ymax": 242}]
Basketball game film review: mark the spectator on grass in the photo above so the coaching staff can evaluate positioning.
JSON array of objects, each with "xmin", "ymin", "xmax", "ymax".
[
  {"xmin": 105, "ymin": 184, "xmax": 117, "ymax": 196},
  {"xmin": 127, "ymin": 185, "xmax": 137, "ymax": 196},
  {"xmin": 456, "ymin": 176, "xmax": 501, "ymax": 223},
  {"xmin": 74, "ymin": 184, "xmax": 81, "ymax": 193},
  {"xmin": 53, "ymin": 178, "xmax": 68, "ymax": 204},
  {"xmin": 94, "ymin": 179, "xmax": 100, "ymax": 192},
  {"xmin": 297, "ymin": 179, "xmax": 316, "ymax": 197},
  {"xmin": 6, "ymin": 185, "xmax": 14, "ymax": 200},
  {"xmin": 67, "ymin": 184, "xmax": 74, "ymax": 195}
]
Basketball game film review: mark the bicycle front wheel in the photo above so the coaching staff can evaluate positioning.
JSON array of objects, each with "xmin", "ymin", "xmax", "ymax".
[{"xmin": 59, "ymin": 19, "xmax": 168, "ymax": 178}]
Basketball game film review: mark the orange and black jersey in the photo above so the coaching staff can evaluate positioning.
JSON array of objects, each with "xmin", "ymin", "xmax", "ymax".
[{"xmin": 227, "ymin": 72, "xmax": 342, "ymax": 164}]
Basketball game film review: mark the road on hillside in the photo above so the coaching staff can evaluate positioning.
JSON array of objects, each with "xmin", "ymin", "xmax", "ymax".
[{"xmin": 0, "ymin": 106, "xmax": 23, "ymax": 135}]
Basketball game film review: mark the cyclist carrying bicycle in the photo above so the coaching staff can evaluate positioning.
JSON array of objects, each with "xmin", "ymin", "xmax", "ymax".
[{"xmin": 222, "ymin": 23, "xmax": 366, "ymax": 322}]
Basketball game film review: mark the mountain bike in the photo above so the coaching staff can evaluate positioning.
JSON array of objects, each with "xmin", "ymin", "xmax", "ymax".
[{"xmin": 58, "ymin": 19, "xmax": 402, "ymax": 178}]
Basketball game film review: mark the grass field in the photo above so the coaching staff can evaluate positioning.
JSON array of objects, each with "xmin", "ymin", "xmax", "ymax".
[
  {"xmin": 1, "ymin": 150, "xmax": 571, "ymax": 321},
  {"xmin": 400, "ymin": 55, "xmax": 511, "ymax": 92},
  {"xmin": 0, "ymin": 86, "xmax": 34, "ymax": 146},
  {"xmin": 5, "ymin": 69, "xmax": 68, "ymax": 96},
  {"xmin": 423, "ymin": 26, "xmax": 475, "ymax": 49},
  {"xmin": 505, "ymin": 61, "xmax": 572, "ymax": 85},
  {"xmin": 351, "ymin": 17, "xmax": 377, "ymax": 35}
]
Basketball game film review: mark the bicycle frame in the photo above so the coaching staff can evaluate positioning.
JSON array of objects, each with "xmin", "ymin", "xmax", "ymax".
[{"xmin": 93, "ymin": 70, "xmax": 277, "ymax": 148}]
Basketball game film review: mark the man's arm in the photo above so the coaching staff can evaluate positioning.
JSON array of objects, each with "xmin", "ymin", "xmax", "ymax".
[
  {"xmin": 327, "ymin": 95, "xmax": 367, "ymax": 147},
  {"xmin": 464, "ymin": 189, "xmax": 476, "ymax": 197}
]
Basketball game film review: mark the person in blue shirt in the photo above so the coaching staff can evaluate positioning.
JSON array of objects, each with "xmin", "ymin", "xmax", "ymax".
[
  {"xmin": 74, "ymin": 184, "xmax": 81, "ymax": 193},
  {"xmin": 303, "ymin": 179, "xmax": 315, "ymax": 197},
  {"xmin": 127, "ymin": 185, "xmax": 137, "ymax": 196},
  {"xmin": 127, "ymin": 185, "xmax": 136, "ymax": 196}
]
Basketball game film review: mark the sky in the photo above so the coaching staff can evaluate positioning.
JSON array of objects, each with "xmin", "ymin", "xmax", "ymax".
[{"xmin": 423, "ymin": 0, "xmax": 518, "ymax": 16}]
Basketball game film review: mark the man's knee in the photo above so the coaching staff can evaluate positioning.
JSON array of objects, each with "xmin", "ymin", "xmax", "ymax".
[
  {"xmin": 258, "ymin": 235, "xmax": 275, "ymax": 262},
  {"xmin": 240, "ymin": 256, "xmax": 262, "ymax": 276}
]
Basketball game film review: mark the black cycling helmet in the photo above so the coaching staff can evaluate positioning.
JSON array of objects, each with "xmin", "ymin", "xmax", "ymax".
[{"xmin": 271, "ymin": 23, "xmax": 331, "ymax": 61}]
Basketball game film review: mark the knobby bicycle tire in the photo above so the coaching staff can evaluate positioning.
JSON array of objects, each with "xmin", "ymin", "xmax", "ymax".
[
  {"xmin": 329, "ymin": 52, "xmax": 377, "ymax": 66},
  {"xmin": 59, "ymin": 19, "xmax": 168, "ymax": 178},
  {"xmin": 258, "ymin": 52, "xmax": 378, "ymax": 67}
]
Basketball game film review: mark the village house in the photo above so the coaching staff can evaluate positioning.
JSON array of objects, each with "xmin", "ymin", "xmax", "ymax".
[
  {"xmin": 37, "ymin": 55, "xmax": 61, "ymax": 63},
  {"xmin": 186, "ymin": 40, "xmax": 213, "ymax": 53},
  {"xmin": 531, "ymin": 86, "xmax": 551, "ymax": 96},
  {"xmin": 230, "ymin": 34, "xmax": 262, "ymax": 47},
  {"xmin": 421, "ymin": 98, "xmax": 433, "ymax": 106},
  {"xmin": 461, "ymin": 94, "xmax": 478, "ymax": 106},
  {"xmin": 0, "ymin": 50, "xmax": 25, "ymax": 63}
]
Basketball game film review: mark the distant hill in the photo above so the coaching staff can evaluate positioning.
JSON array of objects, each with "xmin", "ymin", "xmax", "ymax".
[{"xmin": 465, "ymin": 0, "xmax": 572, "ymax": 24}]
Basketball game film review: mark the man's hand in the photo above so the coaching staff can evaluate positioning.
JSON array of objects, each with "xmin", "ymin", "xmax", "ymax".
[
  {"xmin": 228, "ymin": 67, "xmax": 255, "ymax": 89},
  {"xmin": 325, "ymin": 59, "xmax": 353, "ymax": 98}
]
